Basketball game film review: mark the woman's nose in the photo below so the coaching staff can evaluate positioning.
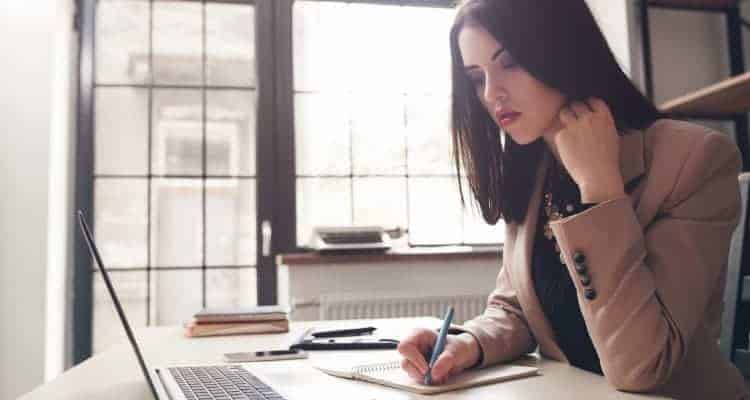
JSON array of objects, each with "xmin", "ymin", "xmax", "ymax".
[{"xmin": 483, "ymin": 75, "xmax": 508, "ymax": 107}]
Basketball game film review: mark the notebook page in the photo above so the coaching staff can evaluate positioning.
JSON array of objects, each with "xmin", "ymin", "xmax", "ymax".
[{"xmin": 353, "ymin": 361, "xmax": 539, "ymax": 395}]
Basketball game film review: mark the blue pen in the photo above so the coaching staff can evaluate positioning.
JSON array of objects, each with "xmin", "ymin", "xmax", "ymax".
[{"xmin": 424, "ymin": 306, "xmax": 454, "ymax": 385}]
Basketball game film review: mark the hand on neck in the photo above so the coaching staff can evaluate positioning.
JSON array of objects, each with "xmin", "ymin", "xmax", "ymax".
[{"xmin": 541, "ymin": 118, "xmax": 565, "ymax": 167}]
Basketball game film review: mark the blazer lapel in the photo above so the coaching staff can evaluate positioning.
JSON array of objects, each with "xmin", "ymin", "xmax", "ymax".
[
  {"xmin": 510, "ymin": 129, "xmax": 646, "ymax": 363},
  {"xmin": 511, "ymin": 149, "xmax": 568, "ymax": 362}
]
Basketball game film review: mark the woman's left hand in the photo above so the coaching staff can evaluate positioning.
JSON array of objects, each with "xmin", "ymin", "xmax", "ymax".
[{"xmin": 553, "ymin": 97, "xmax": 625, "ymax": 203}]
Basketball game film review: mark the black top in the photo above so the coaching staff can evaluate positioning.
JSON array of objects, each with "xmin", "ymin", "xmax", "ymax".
[{"xmin": 531, "ymin": 159, "xmax": 603, "ymax": 375}]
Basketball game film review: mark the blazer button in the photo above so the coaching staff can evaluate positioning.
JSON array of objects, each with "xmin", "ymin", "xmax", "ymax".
[
  {"xmin": 574, "ymin": 263, "xmax": 587, "ymax": 274},
  {"xmin": 584, "ymin": 288, "xmax": 597, "ymax": 300},
  {"xmin": 580, "ymin": 274, "xmax": 591, "ymax": 286},
  {"xmin": 573, "ymin": 251, "xmax": 586, "ymax": 265}
]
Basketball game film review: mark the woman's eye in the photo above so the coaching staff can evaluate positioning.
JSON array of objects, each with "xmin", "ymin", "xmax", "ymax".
[{"xmin": 499, "ymin": 56, "xmax": 517, "ymax": 69}]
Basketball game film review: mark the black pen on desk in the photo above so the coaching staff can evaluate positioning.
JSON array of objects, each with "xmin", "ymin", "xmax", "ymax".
[{"xmin": 311, "ymin": 326, "xmax": 376, "ymax": 338}]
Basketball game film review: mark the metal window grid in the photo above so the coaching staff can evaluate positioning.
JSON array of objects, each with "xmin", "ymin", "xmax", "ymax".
[{"xmin": 74, "ymin": 0, "xmax": 462, "ymax": 366}]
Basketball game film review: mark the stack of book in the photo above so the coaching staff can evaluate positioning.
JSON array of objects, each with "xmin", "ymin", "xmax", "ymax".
[{"xmin": 184, "ymin": 305, "xmax": 290, "ymax": 338}]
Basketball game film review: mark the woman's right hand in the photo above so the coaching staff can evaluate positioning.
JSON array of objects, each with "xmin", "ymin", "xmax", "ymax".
[{"xmin": 397, "ymin": 328, "xmax": 481, "ymax": 384}]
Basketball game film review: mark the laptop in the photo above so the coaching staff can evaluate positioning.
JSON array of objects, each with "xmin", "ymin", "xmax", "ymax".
[{"xmin": 77, "ymin": 210, "xmax": 289, "ymax": 400}]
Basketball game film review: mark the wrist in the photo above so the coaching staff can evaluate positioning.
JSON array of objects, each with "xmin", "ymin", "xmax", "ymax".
[
  {"xmin": 454, "ymin": 333, "xmax": 481, "ymax": 370},
  {"xmin": 580, "ymin": 188, "xmax": 625, "ymax": 203},
  {"xmin": 579, "ymin": 176, "xmax": 625, "ymax": 203}
]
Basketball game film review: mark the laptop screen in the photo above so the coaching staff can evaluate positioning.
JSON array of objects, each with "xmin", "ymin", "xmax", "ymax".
[{"xmin": 77, "ymin": 210, "xmax": 159, "ymax": 399}]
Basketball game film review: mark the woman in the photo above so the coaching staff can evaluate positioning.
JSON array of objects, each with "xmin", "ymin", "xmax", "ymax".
[{"xmin": 397, "ymin": 0, "xmax": 748, "ymax": 398}]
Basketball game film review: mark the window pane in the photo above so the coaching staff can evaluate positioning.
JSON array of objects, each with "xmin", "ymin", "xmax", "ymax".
[
  {"xmin": 152, "ymin": 89, "xmax": 203, "ymax": 176},
  {"xmin": 206, "ymin": 90, "xmax": 256, "ymax": 176},
  {"xmin": 408, "ymin": 177, "xmax": 463, "ymax": 245},
  {"xmin": 352, "ymin": 177, "xmax": 407, "ymax": 229},
  {"xmin": 350, "ymin": 93, "xmax": 406, "ymax": 176},
  {"xmin": 296, "ymin": 177, "xmax": 351, "ymax": 246},
  {"xmin": 292, "ymin": 2, "xmax": 350, "ymax": 92},
  {"xmin": 95, "ymin": 178, "xmax": 148, "ymax": 268},
  {"xmin": 206, "ymin": 179, "xmax": 256, "ymax": 266},
  {"xmin": 294, "ymin": 92, "xmax": 351, "ymax": 176},
  {"xmin": 95, "ymin": 87, "xmax": 149, "ymax": 175},
  {"xmin": 92, "ymin": 0, "xmax": 260, "ymax": 357},
  {"xmin": 206, "ymin": 268, "xmax": 257, "ymax": 308},
  {"xmin": 295, "ymin": 2, "xmax": 434, "ymax": 92},
  {"xmin": 93, "ymin": 271, "xmax": 146, "ymax": 354},
  {"xmin": 153, "ymin": 1, "xmax": 203, "ymax": 85},
  {"xmin": 398, "ymin": 6, "xmax": 454, "ymax": 94},
  {"xmin": 293, "ymin": 3, "xmax": 462, "ymax": 246},
  {"xmin": 406, "ymin": 94, "xmax": 454, "ymax": 176},
  {"xmin": 150, "ymin": 179, "xmax": 203, "ymax": 267},
  {"xmin": 462, "ymin": 184, "xmax": 505, "ymax": 245},
  {"xmin": 344, "ymin": 3, "xmax": 408, "ymax": 92},
  {"xmin": 96, "ymin": 0, "xmax": 150, "ymax": 84},
  {"xmin": 151, "ymin": 269, "xmax": 202, "ymax": 325},
  {"xmin": 206, "ymin": 3, "xmax": 256, "ymax": 87}
]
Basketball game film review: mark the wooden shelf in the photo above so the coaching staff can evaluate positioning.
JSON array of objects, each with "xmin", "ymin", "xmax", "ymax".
[
  {"xmin": 658, "ymin": 71, "xmax": 750, "ymax": 116},
  {"xmin": 649, "ymin": 0, "xmax": 739, "ymax": 9}
]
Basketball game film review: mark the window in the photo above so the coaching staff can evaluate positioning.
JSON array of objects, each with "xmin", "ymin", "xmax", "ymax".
[
  {"xmin": 78, "ymin": 0, "xmax": 503, "ymax": 360},
  {"xmin": 91, "ymin": 0, "xmax": 258, "ymax": 353},
  {"xmin": 292, "ymin": 1, "xmax": 504, "ymax": 246}
]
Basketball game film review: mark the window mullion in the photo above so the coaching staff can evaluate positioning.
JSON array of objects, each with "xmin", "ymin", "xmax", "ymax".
[{"xmin": 255, "ymin": 0, "xmax": 284, "ymax": 305}]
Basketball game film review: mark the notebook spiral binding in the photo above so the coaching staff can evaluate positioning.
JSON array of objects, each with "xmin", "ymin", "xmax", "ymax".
[{"xmin": 353, "ymin": 360, "xmax": 401, "ymax": 375}]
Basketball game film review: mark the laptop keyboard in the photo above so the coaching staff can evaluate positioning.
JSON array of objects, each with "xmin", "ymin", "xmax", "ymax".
[{"xmin": 169, "ymin": 365, "xmax": 287, "ymax": 400}]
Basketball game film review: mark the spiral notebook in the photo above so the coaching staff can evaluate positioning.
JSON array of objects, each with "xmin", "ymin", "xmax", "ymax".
[{"xmin": 314, "ymin": 359, "xmax": 539, "ymax": 395}]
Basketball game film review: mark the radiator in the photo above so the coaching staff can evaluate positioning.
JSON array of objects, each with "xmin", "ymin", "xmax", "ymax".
[{"xmin": 317, "ymin": 292, "xmax": 488, "ymax": 324}]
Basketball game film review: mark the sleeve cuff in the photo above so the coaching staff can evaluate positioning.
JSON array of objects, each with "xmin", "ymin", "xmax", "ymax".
[
  {"xmin": 549, "ymin": 197, "xmax": 645, "ymax": 305},
  {"xmin": 573, "ymin": 202, "xmax": 598, "ymax": 215}
]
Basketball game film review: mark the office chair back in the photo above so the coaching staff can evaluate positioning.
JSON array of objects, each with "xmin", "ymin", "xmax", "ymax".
[{"xmin": 720, "ymin": 172, "xmax": 750, "ymax": 360}]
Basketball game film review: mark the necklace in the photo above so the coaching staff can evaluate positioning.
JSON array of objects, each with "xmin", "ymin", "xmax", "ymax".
[{"xmin": 542, "ymin": 159, "xmax": 578, "ymax": 265}]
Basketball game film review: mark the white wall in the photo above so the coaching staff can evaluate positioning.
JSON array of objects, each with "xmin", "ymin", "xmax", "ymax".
[
  {"xmin": 0, "ymin": 1, "xmax": 76, "ymax": 398},
  {"xmin": 46, "ymin": 0, "xmax": 78, "ymax": 385},
  {"xmin": 586, "ymin": 0, "xmax": 635, "ymax": 78}
]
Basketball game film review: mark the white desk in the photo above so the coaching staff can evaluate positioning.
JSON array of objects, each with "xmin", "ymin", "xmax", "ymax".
[{"xmin": 20, "ymin": 317, "xmax": 667, "ymax": 399}]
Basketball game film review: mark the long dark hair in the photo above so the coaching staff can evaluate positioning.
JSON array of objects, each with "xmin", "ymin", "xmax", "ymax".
[{"xmin": 450, "ymin": 0, "xmax": 665, "ymax": 224}]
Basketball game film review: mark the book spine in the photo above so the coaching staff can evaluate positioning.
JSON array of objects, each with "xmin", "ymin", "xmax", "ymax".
[
  {"xmin": 185, "ymin": 322, "xmax": 289, "ymax": 338},
  {"xmin": 192, "ymin": 314, "xmax": 288, "ymax": 324}
]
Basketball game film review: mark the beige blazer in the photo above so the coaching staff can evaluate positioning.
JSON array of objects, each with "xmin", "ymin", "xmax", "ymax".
[{"xmin": 456, "ymin": 119, "xmax": 748, "ymax": 399}]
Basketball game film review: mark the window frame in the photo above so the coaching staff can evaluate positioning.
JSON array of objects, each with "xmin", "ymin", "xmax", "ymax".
[{"xmin": 73, "ymin": 0, "xmax": 459, "ymax": 365}]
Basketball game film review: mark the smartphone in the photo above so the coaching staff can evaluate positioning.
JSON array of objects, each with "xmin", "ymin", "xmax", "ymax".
[{"xmin": 223, "ymin": 349, "xmax": 308, "ymax": 363}]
